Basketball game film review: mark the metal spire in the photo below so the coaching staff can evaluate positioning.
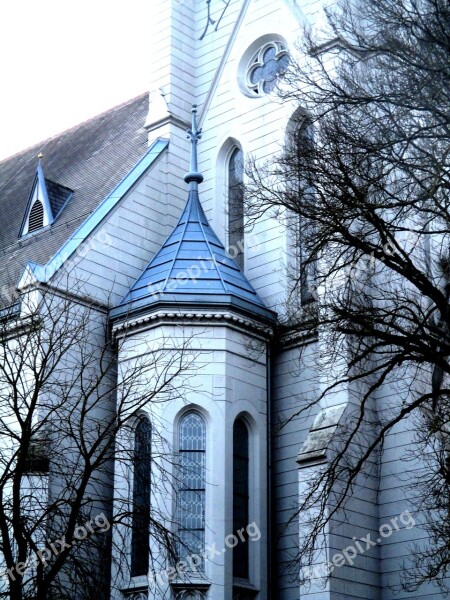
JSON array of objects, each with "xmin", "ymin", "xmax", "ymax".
[{"xmin": 184, "ymin": 105, "xmax": 204, "ymax": 187}]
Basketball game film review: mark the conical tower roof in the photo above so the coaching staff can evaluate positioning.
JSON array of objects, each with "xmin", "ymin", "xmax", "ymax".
[{"xmin": 111, "ymin": 107, "xmax": 276, "ymax": 323}]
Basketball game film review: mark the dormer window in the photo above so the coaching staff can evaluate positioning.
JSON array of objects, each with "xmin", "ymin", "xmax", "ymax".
[{"xmin": 20, "ymin": 161, "xmax": 73, "ymax": 237}]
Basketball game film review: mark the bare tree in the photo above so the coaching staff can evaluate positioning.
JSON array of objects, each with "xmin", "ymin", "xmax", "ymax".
[
  {"xmin": 0, "ymin": 281, "xmax": 192, "ymax": 600},
  {"xmin": 245, "ymin": 0, "xmax": 450, "ymax": 591}
]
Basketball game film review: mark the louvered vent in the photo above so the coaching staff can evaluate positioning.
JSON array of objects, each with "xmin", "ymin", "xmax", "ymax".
[{"xmin": 28, "ymin": 200, "xmax": 44, "ymax": 233}]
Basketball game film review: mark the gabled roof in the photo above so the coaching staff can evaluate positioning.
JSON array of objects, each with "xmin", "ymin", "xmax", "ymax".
[
  {"xmin": 0, "ymin": 93, "xmax": 149, "ymax": 306},
  {"xmin": 19, "ymin": 163, "xmax": 73, "ymax": 236},
  {"xmin": 111, "ymin": 187, "xmax": 275, "ymax": 322}
]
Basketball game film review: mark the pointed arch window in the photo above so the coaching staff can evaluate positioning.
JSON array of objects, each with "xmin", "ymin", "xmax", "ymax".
[
  {"xmin": 233, "ymin": 419, "xmax": 249, "ymax": 579},
  {"xmin": 131, "ymin": 417, "xmax": 152, "ymax": 577},
  {"xmin": 291, "ymin": 116, "xmax": 316, "ymax": 305},
  {"xmin": 178, "ymin": 412, "xmax": 206, "ymax": 569},
  {"xmin": 28, "ymin": 200, "xmax": 44, "ymax": 233},
  {"xmin": 228, "ymin": 148, "xmax": 245, "ymax": 270}
]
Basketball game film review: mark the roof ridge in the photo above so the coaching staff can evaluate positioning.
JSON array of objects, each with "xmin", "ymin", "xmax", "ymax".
[
  {"xmin": 194, "ymin": 194, "xmax": 228, "ymax": 294},
  {"xmin": 160, "ymin": 191, "xmax": 195, "ymax": 291}
]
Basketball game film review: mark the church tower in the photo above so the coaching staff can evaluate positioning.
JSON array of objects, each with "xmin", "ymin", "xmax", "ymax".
[
  {"xmin": 110, "ymin": 105, "xmax": 276, "ymax": 600},
  {"xmin": 109, "ymin": 2, "xmax": 312, "ymax": 599}
]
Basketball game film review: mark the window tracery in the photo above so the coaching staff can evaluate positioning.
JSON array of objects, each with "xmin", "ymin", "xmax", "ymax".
[{"xmin": 246, "ymin": 42, "xmax": 290, "ymax": 96}]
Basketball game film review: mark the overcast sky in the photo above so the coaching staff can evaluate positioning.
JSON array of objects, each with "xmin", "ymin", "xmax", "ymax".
[{"xmin": 0, "ymin": 0, "xmax": 154, "ymax": 160}]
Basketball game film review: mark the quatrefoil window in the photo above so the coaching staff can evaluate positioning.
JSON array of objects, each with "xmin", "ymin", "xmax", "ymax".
[{"xmin": 246, "ymin": 42, "xmax": 290, "ymax": 95}]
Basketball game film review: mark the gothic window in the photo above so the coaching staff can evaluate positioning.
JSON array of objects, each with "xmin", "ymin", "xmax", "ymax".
[
  {"xmin": 292, "ymin": 117, "xmax": 316, "ymax": 305},
  {"xmin": 178, "ymin": 412, "xmax": 206, "ymax": 569},
  {"xmin": 246, "ymin": 41, "xmax": 290, "ymax": 96},
  {"xmin": 228, "ymin": 148, "xmax": 244, "ymax": 270},
  {"xmin": 28, "ymin": 200, "xmax": 44, "ymax": 233},
  {"xmin": 131, "ymin": 417, "xmax": 152, "ymax": 577},
  {"xmin": 233, "ymin": 419, "xmax": 249, "ymax": 579}
]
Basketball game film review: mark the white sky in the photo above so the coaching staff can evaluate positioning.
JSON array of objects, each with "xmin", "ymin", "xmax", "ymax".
[{"xmin": 0, "ymin": 0, "xmax": 155, "ymax": 160}]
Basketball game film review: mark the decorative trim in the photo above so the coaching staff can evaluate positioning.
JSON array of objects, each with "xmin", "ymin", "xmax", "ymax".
[
  {"xmin": 175, "ymin": 591, "xmax": 206, "ymax": 600},
  {"xmin": 145, "ymin": 114, "xmax": 190, "ymax": 134},
  {"xmin": 171, "ymin": 582, "xmax": 210, "ymax": 600},
  {"xmin": 121, "ymin": 579, "xmax": 149, "ymax": 599},
  {"xmin": 111, "ymin": 308, "xmax": 274, "ymax": 339},
  {"xmin": 245, "ymin": 41, "xmax": 290, "ymax": 97},
  {"xmin": 276, "ymin": 324, "xmax": 317, "ymax": 350}
]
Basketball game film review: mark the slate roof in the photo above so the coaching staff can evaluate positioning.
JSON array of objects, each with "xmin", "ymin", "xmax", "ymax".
[
  {"xmin": 111, "ymin": 186, "xmax": 276, "ymax": 322},
  {"xmin": 0, "ymin": 93, "xmax": 149, "ymax": 307},
  {"xmin": 45, "ymin": 179, "xmax": 73, "ymax": 218}
]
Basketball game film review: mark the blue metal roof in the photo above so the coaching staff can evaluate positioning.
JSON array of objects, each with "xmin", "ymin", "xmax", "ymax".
[
  {"xmin": 111, "ymin": 187, "xmax": 276, "ymax": 322},
  {"xmin": 111, "ymin": 106, "xmax": 275, "ymax": 323}
]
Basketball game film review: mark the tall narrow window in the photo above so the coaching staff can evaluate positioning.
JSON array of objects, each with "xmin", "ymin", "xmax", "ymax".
[
  {"xmin": 233, "ymin": 419, "xmax": 249, "ymax": 579},
  {"xmin": 28, "ymin": 200, "xmax": 44, "ymax": 233},
  {"xmin": 228, "ymin": 148, "xmax": 244, "ymax": 270},
  {"xmin": 131, "ymin": 417, "xmax": 151, "ymax": 577},
  {"xmin": 293, "ymin": 118, "xmax": 316, "ymax": 304},
  {"xmin": 178, "ymin": 412, "xmax": 206, "ymax": 569}
]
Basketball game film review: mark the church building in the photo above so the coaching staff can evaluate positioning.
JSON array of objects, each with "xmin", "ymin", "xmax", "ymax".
[{"xmin": 0, "ymin": 1, "xmax": 445, "ymax": 600}]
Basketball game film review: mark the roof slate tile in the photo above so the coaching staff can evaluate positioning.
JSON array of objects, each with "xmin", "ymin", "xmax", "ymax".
[{"xmin": 0, "ymin": 93, "xmax": 149, "ymax": 306}]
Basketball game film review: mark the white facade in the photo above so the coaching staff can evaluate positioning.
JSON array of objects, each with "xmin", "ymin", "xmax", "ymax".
[{"xmin": 1, "ymin": 1, "xmax": 449, "ymax": 600}]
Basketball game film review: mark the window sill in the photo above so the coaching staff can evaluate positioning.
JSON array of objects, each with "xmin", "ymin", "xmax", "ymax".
[
  {"xmin": 121, "ymin": 575, "xmax": 148, "ymax": 596},
  {"xmin": 232, "ymin": 581, "xmax": 259, "ymax": 599}
]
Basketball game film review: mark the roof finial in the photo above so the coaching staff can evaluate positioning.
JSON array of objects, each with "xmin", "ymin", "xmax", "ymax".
[
  {"xmin": 184, "ymin": 105, "xmax": 204, "ymax": 186},
  {"xmin": 37, "ymin": 152, "xmax": 43, "ymax": 164}
]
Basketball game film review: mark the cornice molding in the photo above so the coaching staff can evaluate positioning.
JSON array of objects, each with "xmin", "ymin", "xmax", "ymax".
[
  {"xmin": 275, "ymin": 323, "xmax": 318, "ymax": 350},
  {"xmin": 111, "ymin": 308, "xmax": 273, "ymax": 339},
  {"xmin": 145, "ymin": 113, "xmax": 191, "ymax": 134}
]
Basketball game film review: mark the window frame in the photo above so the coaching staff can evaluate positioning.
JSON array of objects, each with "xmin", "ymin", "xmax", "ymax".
[
  {"xmin": 177, "ymin": 411, "xmax": 207, "ymax": 571},
  {"xmin": 288, "ymin": 114, "xmax": 317, "ymax": 306},
  {"xmin": 232, "ymin": 418, "xmax": 250, "ymax": 580},
  {"xmin": 227, "ymin": 147, "xmax": 245, "ymax": 270},
  {"xmin": 131, "ymin": 416, "xmax": 152, "ymax": 578}
]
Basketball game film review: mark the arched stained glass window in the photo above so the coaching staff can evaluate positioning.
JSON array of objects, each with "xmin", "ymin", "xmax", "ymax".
[
  {"xmin": 178, "ymin": 412, "xmax": 206, "ymax": 569},
  {"xmin": 131, "ymin": 417, "xmax": 151, "ymax": 577},
  {"xmin": 28, "ymin": 200, "xmax": 44, "ymax": 233},
  {"xmin": 228, "ymin": 148, "xmax": 244, "ymax": 270},
  {"xmin": 233, "ymin": 419, "xmax": 249, "ymax": 579}
]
